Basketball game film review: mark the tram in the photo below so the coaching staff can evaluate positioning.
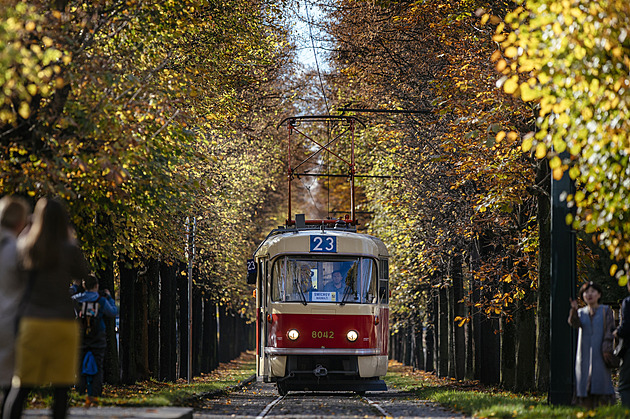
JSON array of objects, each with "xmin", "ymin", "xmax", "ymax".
[
  {"xmin": 247, "ymin": 116, "xmax": 390, "ymax": 395},
  {"xmin": 248, "ymin": 215, "xmax": 389, "ymax": 395}
]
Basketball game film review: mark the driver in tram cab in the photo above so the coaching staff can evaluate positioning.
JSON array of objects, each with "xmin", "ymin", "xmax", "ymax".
[{"xmin": 324, "ymin": 270, "xmax": 345, "ymax": 293}]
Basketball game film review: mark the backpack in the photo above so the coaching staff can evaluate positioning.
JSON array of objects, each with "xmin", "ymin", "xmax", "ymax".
[{"xmin": 78, "ymin": 300, "xmax": 100, "ymax": 338}]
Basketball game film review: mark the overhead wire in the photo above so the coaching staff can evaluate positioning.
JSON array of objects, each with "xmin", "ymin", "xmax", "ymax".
[
  {"xmin": 302, "ymin": 0, "xmax": 334, "ymax": 219},
  {"xmin": 304, "ymin": 1, "xmax": 330, "ymax": 115}
]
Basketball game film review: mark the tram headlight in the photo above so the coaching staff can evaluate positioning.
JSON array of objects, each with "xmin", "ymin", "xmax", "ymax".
[
  {"xmin": 288, "ymin": 329, "xmax": 300, "ymax": 341},
  {"xmin": 347, "ymin": 330, "xmax": 358, "ymax": 342}
]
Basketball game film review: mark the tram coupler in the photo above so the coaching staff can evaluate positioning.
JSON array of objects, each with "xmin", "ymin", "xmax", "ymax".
[{"xmin": 313, "ymin": 364, "xmax": 328, "ymax": 377}]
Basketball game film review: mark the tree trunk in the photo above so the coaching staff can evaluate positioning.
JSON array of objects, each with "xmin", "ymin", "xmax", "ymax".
[
  {"xmin": 500, "ymin": 312, "xmax": 516, "ymax": 390},
  {"xmin": 480, "ymin": 305, "xmax": 501, "ymax": 384},
  {"xmin": 448, "ymin": 285, "xmax": 456, "ymax": 378},
  {"xmin": 404, "ymin": 321, "xmax": 412, "ymax": 366},
  {"xmin": 192, "ymin": 285, "xmax": 203, "ymax": 376},
  {"xmin": 98, "ymin": 258, "xmax": 120, "ymax": 384},
  {"xmin": 536, "ymin": 158, "xmax": 551, "ymax": 391},
  {"xmin": 471, "ymin": 242, "xmax": 482, "ymax": 381},
  {"xmin": 515, "ymin": 292, "xmax": 537, "ymax": 391},
  {"xmin": 413, "ymin": 318, "xmax": 424, "ymax": 371},
  {"xmin": 134, "ymin": 265, "xmax": 150, "ymax": 380},
  {"xmin": 159, "ymin": 261, "xmax": 177, "ymax": 381},
  {"xmin": 424, "ymin": 296, "xmax": 435, "ymax": 372},
  {"xmin": 146, "ymin": 259, "xmax": 160, "ymax": 378},
  {"xmin": 452, "ymin": 254, "xmax": 466, "ymax": 380},
  {"xmin": 119, "ymin": 262, "xmax": 137, "ymax": 384},
  {"xmin": 177, "ymin": 261, "xmax": 189, "ymax": 380},
  {"xmin": 438, "ymin": 285, "xmax": 449, "ymax": 377},
  {"xmin": 201, "ymin": 298, "xmax": 217, "ymax": 373}
]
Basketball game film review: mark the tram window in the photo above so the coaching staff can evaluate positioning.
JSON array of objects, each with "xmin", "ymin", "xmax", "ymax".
[
  {"xmin": 270, "ymin": 257, "xmax": 378, "ymax": 304},
  {"xmin": 379, "ymin": 279, "xmax": 389, "ymax": 304}
]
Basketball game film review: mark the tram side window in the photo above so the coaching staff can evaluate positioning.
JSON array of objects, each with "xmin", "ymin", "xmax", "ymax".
[
  {"xmin": 360, "ymin": 258, "xmax": 377, "ymax": 303},
  {"xmin": 379, "ymin": 259, "xmax": 389, "ymax": 304}
]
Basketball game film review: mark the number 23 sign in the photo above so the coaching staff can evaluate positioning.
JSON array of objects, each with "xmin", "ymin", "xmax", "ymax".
[{"xmin": 310, "ymin": 235, "xmax": 337, "ymax": 253}]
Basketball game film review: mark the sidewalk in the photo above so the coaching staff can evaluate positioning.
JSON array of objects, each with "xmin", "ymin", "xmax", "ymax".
[{"xmin": 24, "ymin": 406, "xmax": 193, "ymax": 418}]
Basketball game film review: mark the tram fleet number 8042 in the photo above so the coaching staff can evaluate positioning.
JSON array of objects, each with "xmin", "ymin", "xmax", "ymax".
[{"xmin": 247, "ymin": 214, "xmax": 390, "ymax": 396}]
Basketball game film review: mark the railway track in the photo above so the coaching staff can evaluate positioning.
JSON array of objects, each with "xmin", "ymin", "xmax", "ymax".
[{"xmin": 194, "ymin": 380, "xmax": 467, "ymax": 418}]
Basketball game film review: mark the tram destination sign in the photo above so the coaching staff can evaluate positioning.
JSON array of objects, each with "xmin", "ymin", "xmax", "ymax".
[{"xmin": 310, "ymin": 235, "xmax": 337, "ymax": 253}]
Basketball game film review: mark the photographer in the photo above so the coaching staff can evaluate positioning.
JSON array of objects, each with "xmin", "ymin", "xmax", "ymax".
[{"xmin": 71, "ymin": 274, "xmax": 117, "ymax": 406}]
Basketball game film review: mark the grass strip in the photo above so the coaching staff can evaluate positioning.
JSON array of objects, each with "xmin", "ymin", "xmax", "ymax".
[
  {"xmin": 384, "ymin": 360, "xmax": 630, "ymax": 418},
  {"xmin": 25, "ymin": 351, "xmax": 256, "ymax": 408}
]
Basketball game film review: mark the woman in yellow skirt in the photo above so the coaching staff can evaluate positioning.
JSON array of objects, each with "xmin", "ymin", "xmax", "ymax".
[{"xmin": 3, "ymin": 198, "xmax": 90, "ymax": 419}]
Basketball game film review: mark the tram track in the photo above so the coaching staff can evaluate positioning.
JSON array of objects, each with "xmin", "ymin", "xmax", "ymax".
[
  {"xmin": 255, "ymin": 395, "xmax": 285, "ymax": 419},
  {"xmin": 252, "ymin": 390, "xmax": 393, "ymax": 418},
  {"xmin": 361, "ymin": 395, "xmax": 392, "ymax": 417},
  {"xmin": 195, "ymin": 380, "xmax": 466, "ymax": 418}
]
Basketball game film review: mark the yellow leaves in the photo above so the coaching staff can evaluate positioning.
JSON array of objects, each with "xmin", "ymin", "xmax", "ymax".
[
  {"xmin": 504, "ymin": 46, "xmax": 518, "ymax": 59},
  {"xmin": 552, "ymin": 22, "xmax": 562, "ymax": 36},
  {"xmin": 454, "ymin": 316, "xmax": 470, "ymax": 327},
  {"xmin": 549, "ymin": 156, "xmax": 561, "ymax": 170},
  {"xmin": 521, "ymin": 136, "xmax": 534, "ymax": 152},
  {"xmin": 18, "ymin": 102, "xmax": 30, "ymax": 119},
  {"xmin": 552, "ymin": 167, "xmax": 565, "ymax": 180},
  {"xmin": 574, "ymin": 190, "xmax": 585, "ymax": 203},
  {"xmin": 535, "ymin": 142, "xmax": 547, "ymax": 159},
  {"xmin": 503, "ymin": 76, "xmax": 519, "ymax": 94},
  {"xmin": 520, "ymin": 83, "xmax": 538, "ymax": 101},
  {"xmin": 581, "ymin": 106, "xmax": 593, "ymax": 120}
]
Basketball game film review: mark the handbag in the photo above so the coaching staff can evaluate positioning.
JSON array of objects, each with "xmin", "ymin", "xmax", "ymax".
[{"xmin": 602, "ymin": 306, "xmax": 621, "ymax": 369}]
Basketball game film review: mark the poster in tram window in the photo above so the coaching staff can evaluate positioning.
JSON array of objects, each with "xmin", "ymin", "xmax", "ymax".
[{"xmin": 310, "ymin": 235, "xmax": 337, "ymax": 253}]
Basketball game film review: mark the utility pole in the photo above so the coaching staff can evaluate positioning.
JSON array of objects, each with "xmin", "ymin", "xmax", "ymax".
[{"xmin": 549, "ymin": 154, "xmax": 577, "ymax": 405}]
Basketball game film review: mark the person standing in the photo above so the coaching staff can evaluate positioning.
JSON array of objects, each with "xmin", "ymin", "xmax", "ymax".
[
  {"xmin": 0, "ymin": 196, "xmax": 30, "ymax": 412},
  {"xmin": 568, "ymin": 281, "xmax": 616, "ymax": 408},
  {"xmin": 72, "ymin": 274, "xmax": 117, "ymax": 406},
  {"xmin": 3, "ymin": 198, "xmax": 90, "ymax": 419},
  {"xmin": 615, "ymin": 280, "xmax": 630, "ymax": 406}
]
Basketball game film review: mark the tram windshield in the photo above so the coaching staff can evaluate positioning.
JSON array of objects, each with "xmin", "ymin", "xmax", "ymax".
[{"xmin": 271, "ymin": 257, "xmax": 377, "ymax": 304}]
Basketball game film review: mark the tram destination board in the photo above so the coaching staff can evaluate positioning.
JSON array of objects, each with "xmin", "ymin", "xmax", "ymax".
[{"xmin": 310, "ymin": 235, "xmax": 337, "ymax": 253}]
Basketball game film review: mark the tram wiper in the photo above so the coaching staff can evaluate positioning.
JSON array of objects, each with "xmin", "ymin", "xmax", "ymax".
[
  {"xmin": 293, "ymin": 277, "xmax": 308, "ymax": 306},
  {"xmin": 340, "ymin": 286, "xmax": 353, "ymax": 306}
]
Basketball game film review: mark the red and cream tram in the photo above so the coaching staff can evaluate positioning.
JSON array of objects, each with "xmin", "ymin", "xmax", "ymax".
[{"xmin": 248, "ymin": 215, "xmax": 389, "ymax": 395}]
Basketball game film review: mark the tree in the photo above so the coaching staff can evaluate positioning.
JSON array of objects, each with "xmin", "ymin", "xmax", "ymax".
[{"xmin": 496, "ymin": 0, "xmax": 630, "ymax": 284}]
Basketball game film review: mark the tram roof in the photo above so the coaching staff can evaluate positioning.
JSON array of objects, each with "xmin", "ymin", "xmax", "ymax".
[{"xmin": 254, "ymin": 226, "xmax": 389, "ymax": 259}]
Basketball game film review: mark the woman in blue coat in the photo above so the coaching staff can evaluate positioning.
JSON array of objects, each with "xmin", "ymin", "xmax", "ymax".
[{"xmin": 568, "ymin": 281, "xmax": 616, "ymax": 408}]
